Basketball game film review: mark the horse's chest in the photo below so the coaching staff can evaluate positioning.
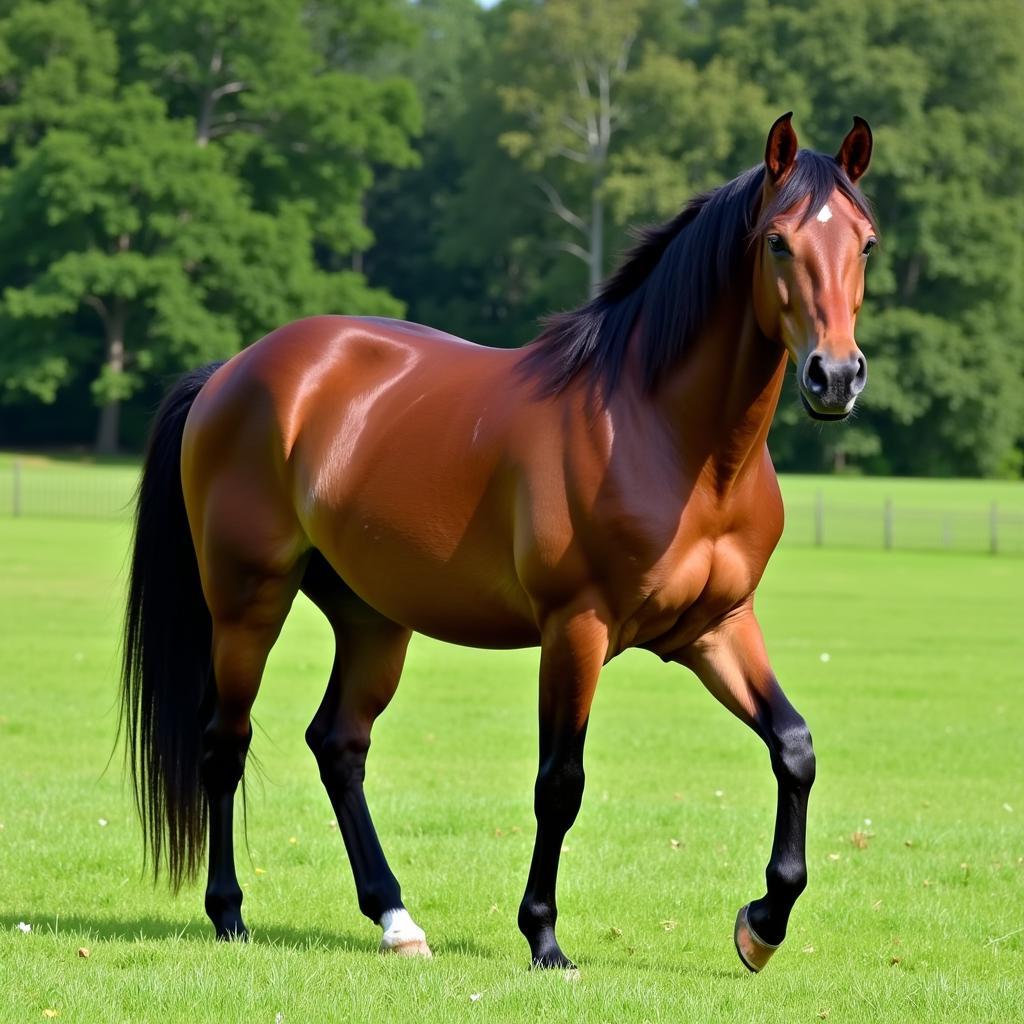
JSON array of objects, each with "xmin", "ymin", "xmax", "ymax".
[{"xmin": 621, "ymin": 527, "xmax": 773, "ymax": 658}]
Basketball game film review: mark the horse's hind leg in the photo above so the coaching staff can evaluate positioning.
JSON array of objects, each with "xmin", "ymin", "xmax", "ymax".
[
  {"xmin": 200, "ymin": 554, "xmax": 306, "ymax": 940},
  {"xmin": 301, "ymin": 555, "xmax": 428, "ymax": 956},
  {"xmin": 518, "ymin": 601, "xmax": 609, "ymax": 969}
]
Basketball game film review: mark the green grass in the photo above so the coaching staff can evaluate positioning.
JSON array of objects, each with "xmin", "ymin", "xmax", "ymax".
[{"xmin": 1, "ymin": 502, "xmax": 1023, "ymax": 1021}]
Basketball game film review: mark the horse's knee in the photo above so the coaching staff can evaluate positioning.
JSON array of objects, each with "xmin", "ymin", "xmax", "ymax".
[
  {"xmin": 316, "ymin": 732, "xmax": 371, "ymax": 792},
  {"xmin": 770, "ymin": 720, "xmax": 815, "ymax": 790},
  {"xmin": 534, "ymin": 753, "xmax": 586, "ymax": 830},
  {"xmin": 766, "ymin": 856, "xmax": 808, "ymax": 899}
]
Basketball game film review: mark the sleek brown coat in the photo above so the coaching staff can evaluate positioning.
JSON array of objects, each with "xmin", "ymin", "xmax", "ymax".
[{"xmin": 122, "ymin": 114, "xmax": 876, "ymax": 971}]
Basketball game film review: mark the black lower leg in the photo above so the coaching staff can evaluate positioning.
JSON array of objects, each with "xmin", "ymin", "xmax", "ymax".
[
  {"xmin": 316, "ymin": 733, "xmax": 402, "ymax": 924},
  {"xmin": 518, "ymin": 730, "xmax": 586, "ymax": 968},
  {"xmin": 747, "ymin": 710, "xmax": 815, "ymax": 945},
  {"xmin": 200, "ymin": 725, "xmax": 251, "ymax": 940}
]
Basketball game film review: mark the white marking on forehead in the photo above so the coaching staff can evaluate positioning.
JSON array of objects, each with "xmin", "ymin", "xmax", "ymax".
[{"xmin": 816, "ymin": 203, "xmax": 833, "ymax": 223}]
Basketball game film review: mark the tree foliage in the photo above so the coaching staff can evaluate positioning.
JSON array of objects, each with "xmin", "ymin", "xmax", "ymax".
[
  {"xmin": 709, "ymin": 0, "xmax": 1024, "ymax": 477},
  {"xmin": 0, "ymin": 0, "xmax": 417, "ymax": 451},
  {"xmin": 1, "ymin": 0, "xmax": 1021, "ymax": 475},
  {"xmin": 369, "ymin": 0, "xmax": 1023, "ymax": 478}
]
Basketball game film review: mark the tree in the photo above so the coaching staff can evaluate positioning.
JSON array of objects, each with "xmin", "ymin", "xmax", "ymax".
[
  {"xmin": 406, "ymin": 0, "xmax": 774, "ymax": 348},
  {"xmin": 4, "ymin": 0, "xmax": 1021, "ymax": 473},
  {"xmin": 603, "ymin": 52, "xmax": 773, "ymax": 223},
  {"xmin": 108, "ymin": 0, "xmax": 420, "ymax": 257},
  {"xmin": 368, "ymin": 0, "xmax": 582, "ymax": 348},
  {"xmin": 495, "ymin": 0, "xmax": 646, "ymax": 297},
  {"xmin": 0, "ymin": 0, "xmax": 118, "ymax": 153},
  {"xmin": 364, "ymin": 0, "xmax": 516, "ymax": 342},
  {"xmin": 0, "ymin": 83, "xmax": 400, "ymax": 451},
  {"xmin": 711, "ymin": 0, "xmax": 1024, "ymax": 476},
  {"xmin": 0, "ymin": 0, "xmax": 420, "ymax": 452}
]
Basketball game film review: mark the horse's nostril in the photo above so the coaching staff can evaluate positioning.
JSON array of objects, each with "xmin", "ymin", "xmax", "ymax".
[
  {"xmin": 850, "ymin": 355, "xmax": 867, "ymax": 395},
  {"xmin": 805, "ymin": 353, "xmax": 828, "ymax": 394}
]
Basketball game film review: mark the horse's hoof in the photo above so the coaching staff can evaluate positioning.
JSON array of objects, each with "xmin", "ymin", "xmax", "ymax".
[
  {"xmin": 381, "ymin": 938, "xmax": 433, "ymax": 959},
  {"xmin": 530, "ymin": 948, "xmax": 576, "ymax": 970},
  {"xmin": 379, "ymin": 908, "xmax": 431, "ymax": 958},
  {"xmin": 733, "ymin": 904, "xmax": 781, "ymax": 973}
]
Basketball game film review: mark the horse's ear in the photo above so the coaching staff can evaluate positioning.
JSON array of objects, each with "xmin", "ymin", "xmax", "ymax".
[
  {"xmin": 835, "ymin": 116, "xmax": 873, "ymax": 183},
  {"xmin": 764, "ymin": 112, "xmax": 798, "ymax": 186}
]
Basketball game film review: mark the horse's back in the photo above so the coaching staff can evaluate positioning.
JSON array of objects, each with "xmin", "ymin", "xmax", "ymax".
[
  {"xmin": 185, "ymin": 314, "xmax": 517, "ymax": 484},
  {"xmin": 183, "ymin": 315, "xmax": 544, "ymax": 645}
]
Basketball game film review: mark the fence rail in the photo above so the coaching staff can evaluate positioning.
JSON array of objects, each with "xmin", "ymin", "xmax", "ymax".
[
  {"xmin": 784, "ymin": 494, "xmax": 1024, "ymax": 556},
  {"xmin": 2, "ymin": 459, "xmax": 1023, "ymax": 556},
  {"xmin": 0, "ymin": 459, "xmax": 138, "ymax": 522}
]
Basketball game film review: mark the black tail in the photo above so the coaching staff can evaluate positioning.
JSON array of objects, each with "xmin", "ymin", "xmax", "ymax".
[{"xmin": 121, "ymin": 362, "xmax": 224, "ymax": 890}]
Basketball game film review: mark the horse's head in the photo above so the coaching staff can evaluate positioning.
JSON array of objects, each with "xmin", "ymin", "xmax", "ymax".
[{"xmin": 753, "ymin": 113, "xmax": 876, "ymax": 421}]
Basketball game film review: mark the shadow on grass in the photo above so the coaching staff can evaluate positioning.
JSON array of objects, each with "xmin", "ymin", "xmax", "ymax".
[
  {"xmin": 3, "ymin": 913, "xmax": 494, "ymax": 958},
  {"xmin": 5, "ymin": 910, "xmax": 764, "ymax": 974},
  {"xmin": 576, "ymin": 946, "xmax": 751, "ymax": 979}
]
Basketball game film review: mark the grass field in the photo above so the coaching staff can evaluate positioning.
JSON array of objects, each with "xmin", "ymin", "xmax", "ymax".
[{"xmin": 1, "ymin": 480, "xmax": 1023, "ymax": 1021}]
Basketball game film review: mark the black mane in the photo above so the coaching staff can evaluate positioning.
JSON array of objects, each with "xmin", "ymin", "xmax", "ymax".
[{"xmin": 521, "ymin": 150, "xmax": 877, "ymax": 396}]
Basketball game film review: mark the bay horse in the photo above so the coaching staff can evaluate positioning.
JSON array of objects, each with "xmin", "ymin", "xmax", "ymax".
[{"xmin": 122, "ymin": 113, "xmax": 876, "ymax": 972}]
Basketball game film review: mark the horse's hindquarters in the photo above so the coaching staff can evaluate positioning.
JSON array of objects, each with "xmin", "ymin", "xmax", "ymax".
[{"xmin": 184, "ymin": 316, "xmax": 547, "ymax": 649}]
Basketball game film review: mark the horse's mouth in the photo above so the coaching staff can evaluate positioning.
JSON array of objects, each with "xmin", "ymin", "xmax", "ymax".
[{"xmin": 800, "ymin": 392, "xmax": 852, "ymax": 422}]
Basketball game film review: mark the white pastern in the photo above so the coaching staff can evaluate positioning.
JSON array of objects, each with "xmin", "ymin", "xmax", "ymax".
[
  {"xmin": 379, "ymin": 907, "xmax": 431, "ymax": 957},
  {"xmin": 816, "ymin": 203, "xmax": 833, "ymax": 223}
]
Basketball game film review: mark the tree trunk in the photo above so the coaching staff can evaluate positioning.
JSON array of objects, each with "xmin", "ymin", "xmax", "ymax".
[
  {"xmin": 197, "ymin": 48, "xmax": 223, "ymax": 147},
  {"xmin": 589, "ymin": 184, "xmax": 604, "ymax": 298},
  {"xmin": 197, "ymin": 91, "xmax": 213, "ymax": 146},
  {"xmin": 95, "ymin": 304, "xmax": 126, "ymax": 456},
  {"xmin": 590, "ymin": 62, "xmax": 610, "ymax": 299},
  {"xmin": 95, "ymin": 394, "xmax": 121, "ymax": 456},
  {"xmin": 901, "ymin": 254, "xmax": 922, "ymax": 301}
]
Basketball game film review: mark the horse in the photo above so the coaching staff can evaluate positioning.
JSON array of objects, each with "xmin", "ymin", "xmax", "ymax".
[{"xmin": 121, "ymin": 112, "xmax": 877, "ymax": 972}]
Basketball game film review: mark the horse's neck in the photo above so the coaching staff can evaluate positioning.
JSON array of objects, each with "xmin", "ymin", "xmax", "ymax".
[{"xmin": 651, "ymin": 298, "xmax": 788, "ymax": 491}]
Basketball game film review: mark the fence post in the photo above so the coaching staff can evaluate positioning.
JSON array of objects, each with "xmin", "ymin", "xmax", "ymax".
[
  {"xmin": 814, "ymin": 489, "xmax": 824, "ymax": 547},
  {"xmin": 990, "ymin": 502, "xmax": 999, "ymax": 555},
  {"xmin": 12, "ymin": 459, "xmax": 21, "ymax": 518},
  {"xmin": 883, "ymin": 497, "xmax": 893, "ymax": 550}
]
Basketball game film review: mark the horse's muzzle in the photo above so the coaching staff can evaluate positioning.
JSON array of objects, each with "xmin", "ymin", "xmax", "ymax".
[{"xmin": 800, "ymin": 349, "xmax": 866, "ymax": 420}]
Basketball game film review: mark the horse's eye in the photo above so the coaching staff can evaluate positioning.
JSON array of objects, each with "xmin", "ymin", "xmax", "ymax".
[
  {"xmin": 862, "ymin": 237, "xmax": 878, "ymax": 256},
  {"xmin": 767, "ymin": 233, "xmax": 789, "ymax": 255}
]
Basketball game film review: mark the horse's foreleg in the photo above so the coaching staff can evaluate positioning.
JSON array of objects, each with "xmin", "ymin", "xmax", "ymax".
[
  {"xmin": 682, "ymin": 609, "xmax": 815, "ymax": 972},
  {"xmin": 303, "ymin": 605, "xmax": 425, "ymax": 956},
  {"xmin": 518, "ymin": 601, "xmax": 609, "ymax": 969}
]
